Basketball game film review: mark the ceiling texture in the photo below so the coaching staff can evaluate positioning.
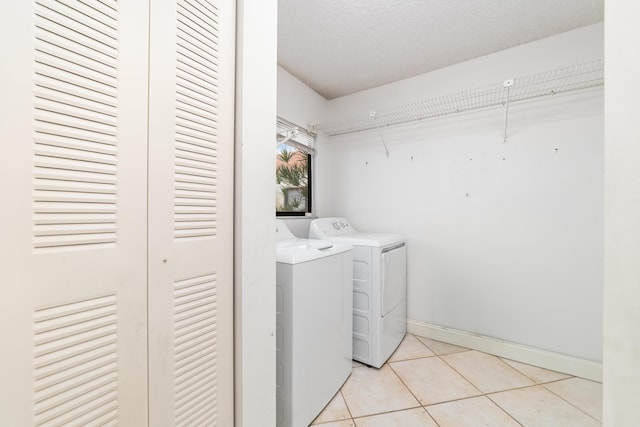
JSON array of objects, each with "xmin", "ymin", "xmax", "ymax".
[{"xmin": 277, "ymin": 0, "xmax": 604, "ymax": 100}]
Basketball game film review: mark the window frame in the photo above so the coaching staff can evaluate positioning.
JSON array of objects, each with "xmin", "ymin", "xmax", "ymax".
[
  {"xmin": 275, "ymin": 118, "xmax": 315, "ymax": 217},
  {"xmin": 276, "ymin": 151, "xmax": 312, "ymax": 217}
]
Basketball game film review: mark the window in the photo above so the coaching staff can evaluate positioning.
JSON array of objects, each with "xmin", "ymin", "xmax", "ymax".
[{"xmin": 276, "ymin": 118, "xmax": 315, "ymax": 216}]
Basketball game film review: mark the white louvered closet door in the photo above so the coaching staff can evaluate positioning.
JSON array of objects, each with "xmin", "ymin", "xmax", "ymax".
[
  {"xmin": 0, "ymin": 1, "xmax": 150, "ymax": 425},
  {"xmin": 147, "ymin": 0, "xmax": 235, "ymax": 426}
]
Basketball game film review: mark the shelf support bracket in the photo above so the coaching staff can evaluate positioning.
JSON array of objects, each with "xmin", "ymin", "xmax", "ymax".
[
  {"xmin": 503, "ymin": 78, "xmax": 514, "ymax": 143},
  {"xmin": 370, "ymin": 111, "xmax": 390, "ymax": 157}
]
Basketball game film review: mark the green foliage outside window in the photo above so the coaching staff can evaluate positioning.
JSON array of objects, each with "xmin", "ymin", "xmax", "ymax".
[{"xmin": 276, "ymin": 147, "xmax": 309, "ymax": 212}]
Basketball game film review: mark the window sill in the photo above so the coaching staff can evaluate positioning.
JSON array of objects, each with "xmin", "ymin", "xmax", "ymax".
[{"xmin": 275, "ymin": 213, "xmax": 316, "ymax": 219}]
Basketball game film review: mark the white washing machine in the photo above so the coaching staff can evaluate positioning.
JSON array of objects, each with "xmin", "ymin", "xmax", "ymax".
[
  {"xmin": 275, "ymin": 220, "xmax": 353, "ymax": 427},
  {"xmin": 309, "ymin": 217, "xmax": 407, "ymax": 368}
]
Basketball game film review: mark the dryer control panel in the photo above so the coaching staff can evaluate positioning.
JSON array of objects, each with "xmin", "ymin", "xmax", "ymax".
[{"xmin": 309, "ymin": 217, "xmax": 355, "ymax": 237}]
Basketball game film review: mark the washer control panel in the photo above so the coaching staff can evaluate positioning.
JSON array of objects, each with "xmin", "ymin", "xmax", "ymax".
[{"xmin": 331, "ymin": 220, "xmax": 350, "ymax": 230}]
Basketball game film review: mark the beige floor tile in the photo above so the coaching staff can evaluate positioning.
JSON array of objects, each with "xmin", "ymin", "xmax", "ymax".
[
  {"xmin": 442, "ymin": 350, "xmax": 534, "ymax": 393},
  {"xmin": 388, "ymin": 334, "xmax": 435, "ymax": 362},
  {"xmin": 352, "ymin": 360, "xmax": 366, "ymax": 368},
  {"xmin": 390, "ymin": 357, "xmax": 481, "ymax": 405},
  {"xmin": 311, "ymin": 391, "xmax": 351, "ymax": 424},
  {"xmin": 354, "ymin": 408, "xmax": 437, "ymax": 427},
  {"xmin": 426, "ymin": 396, "xmax": 521, "ymax": 427},
  {"xmin": 500, "ymin": 358, "xmax": 572, "ymax": 384},
  {"xmin": 489, "ymin": 385, "xmax": 601, "ymax": 427},
  {"xmin": 544, "ymin": 377, "xmax": 603, "ymax": 421},
  {"xmin": 415, "ymin": 336, "xmax": 469, "ymax": 355},
  {"xmin": 340, "ymin": 365, "xmax": 420, "ymax": 418},
  {"xmin": 312, "ymin": 420, "xmax": 356, "ymax": 427}
]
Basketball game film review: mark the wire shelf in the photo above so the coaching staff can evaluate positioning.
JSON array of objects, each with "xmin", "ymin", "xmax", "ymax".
[{"xmin": 313, "ymin": 60, "xmax": 604, "ymax": 137}]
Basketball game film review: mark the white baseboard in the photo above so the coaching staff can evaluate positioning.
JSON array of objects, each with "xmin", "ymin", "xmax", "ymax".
[{"xmin": 407, "ymin": 319, "xmax": 602, "ymax": 382}]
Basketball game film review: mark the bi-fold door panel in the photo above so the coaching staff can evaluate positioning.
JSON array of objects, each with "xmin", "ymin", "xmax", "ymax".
[
  {"xmin": 0, "ymin": 1, "xmax": 234, "ymax": 425},
  {"xmin": 148, "ymin": 0, "xmax": 236, "ymax": 425},
  {"xmin": 0, "ymin": 1, "xmax": 150, "ymax": 425}
]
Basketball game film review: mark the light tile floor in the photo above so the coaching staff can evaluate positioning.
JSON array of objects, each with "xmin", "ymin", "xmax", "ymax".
[{"xmin": 310, "ymin": 334, "xmax": 602, "ymax": 427}]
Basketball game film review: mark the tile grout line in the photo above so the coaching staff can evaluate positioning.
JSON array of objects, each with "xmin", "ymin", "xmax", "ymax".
[
  {"xmin": 485, "ymin": 381, "xmax": 602, "ymax": 426},
  {"xmin": 408, "ymin": 336, "xmax": 487, "ymax": 423},
  {"xmin": 396, "ymin": 336, "xmax": 508, "ymax": 424},
  {"xmin": 413, "ymin": 337, "xmax": 484, "ymax": 426},
  {"xmin": 436, "ymin": 349, "xmax": 569, "ymax": 396},
  {"xmin": 332, "ymin": 337, "xmax": 600, "ymax": 427},
  {"xmin": 356, "ymin": 335, "xmax": 433, "ymax": 410},
  {"xmin": 337, "ymin": 364, "xmax": 423, "ymax": 421},
  {"xmin": 541, "ymin": 382, "xmax": 602, "ymax": 423},
  {"xmin": 352, "ymin": 406, "xmax": 442, "ymax": 427},
  {"xmin": 434, "ymin": 351, "xmax": 528, "ymax": 427},
  {"xmin": 338, "ymin": 389, "xmax": 356, "ymax": 425},
  {"xmin": 430, "ymin": 350, "xmax": 532, "ymax": 427},
  {"xmin": 498, "ymin": 357, "xmax": 576, "ymax": 385},
  {"xmin": 310, "ymin": 388, "xmax": 355, "ymax": 426},
  {"xmin": 404, "ymin": 340, "xmax": 440, "ymax": 427},
  {"xmin": 434, "ymin": 351, "xmax": 484, "ymax": 395},
  {"xmin": 414, "ymin": 335, "xmax": 472, "ymax": 356},
  {"xmin": 385, "ymin": 360, "xmax": 442, "ymax": 427},
  {"xmin": 346, "ymin": 335, "xmax": 443, "ymax": 424},
  {"xmin": 388, "ymin": 354, "xmax": 438, "ymax": 363},
  {"xmin": 485, "ymin": 394, "xmax": 526, "ymax": 427},
  {"xmin": 379, "ymin": 361, "xmax": 423, "ymax": 409},
  {"xmin": 387, "ymin": 335, "xmax": 440, "ymax": 363}
]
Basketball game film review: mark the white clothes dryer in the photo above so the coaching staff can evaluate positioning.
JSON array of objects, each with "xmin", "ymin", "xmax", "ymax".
[
  {"xmin": 275, "ymin": 220, "xmax": 353, "ymax": 427},
  {"xmin": 309, "ymin": 217, "xmax": 407, "ymax": 368}
]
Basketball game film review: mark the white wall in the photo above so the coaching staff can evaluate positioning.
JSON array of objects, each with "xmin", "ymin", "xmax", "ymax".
[
  {"xmin": 278, "ymin": 67, "xmax": 328, "ymax": 130},
  {"xmin": 603, "ymin": 0, "xmax": 640, "ymax": 424},
  {"xmin": 235, "ymin": 1, "xmax": 278, "ymax": 425},
  {"xmin": 315, "ymin": 24, "xmax": 604, "ymax": 363}
]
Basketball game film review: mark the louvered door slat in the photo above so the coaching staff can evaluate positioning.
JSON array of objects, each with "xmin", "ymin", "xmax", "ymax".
[
  {"xmin": 177, "ymin": 88, "xmax": 219, "ymax": 114},
  {"xmin": 34, "ymin": 0, "xmax": 120, "ymax": 253},
  {"xmin": 54, "ymin": 0, "xmax": 118, "ymax": 29},
  {"xmin": 35, "ymin": 17, "xmax": 116, "ymax": 60},
  {"xmin": 37, "ymin": 0, "xmax": 118, "ymax": 49}
]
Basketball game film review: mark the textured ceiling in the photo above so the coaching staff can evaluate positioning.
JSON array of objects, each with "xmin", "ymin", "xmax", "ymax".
[{"xmin": 278, "ymin": 0, "xmax": 604, "ymax": 99}]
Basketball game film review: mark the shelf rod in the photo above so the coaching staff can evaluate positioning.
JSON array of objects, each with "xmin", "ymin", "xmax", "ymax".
[
  {"xmin": 370, "ymin": 111, "xmax": 390, "ymax": 157},
  {"xmin": 313, "ymin": 60, "xmax": 603, "ymax": 137},
  {"xmin": 503, "ymin": 78, "xmax": 514, "ymax": 143}
]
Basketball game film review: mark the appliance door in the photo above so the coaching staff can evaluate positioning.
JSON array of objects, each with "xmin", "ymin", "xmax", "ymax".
[{"xmin": 381, "ymin": 243, "xmax": 407, "ymax": 317}]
